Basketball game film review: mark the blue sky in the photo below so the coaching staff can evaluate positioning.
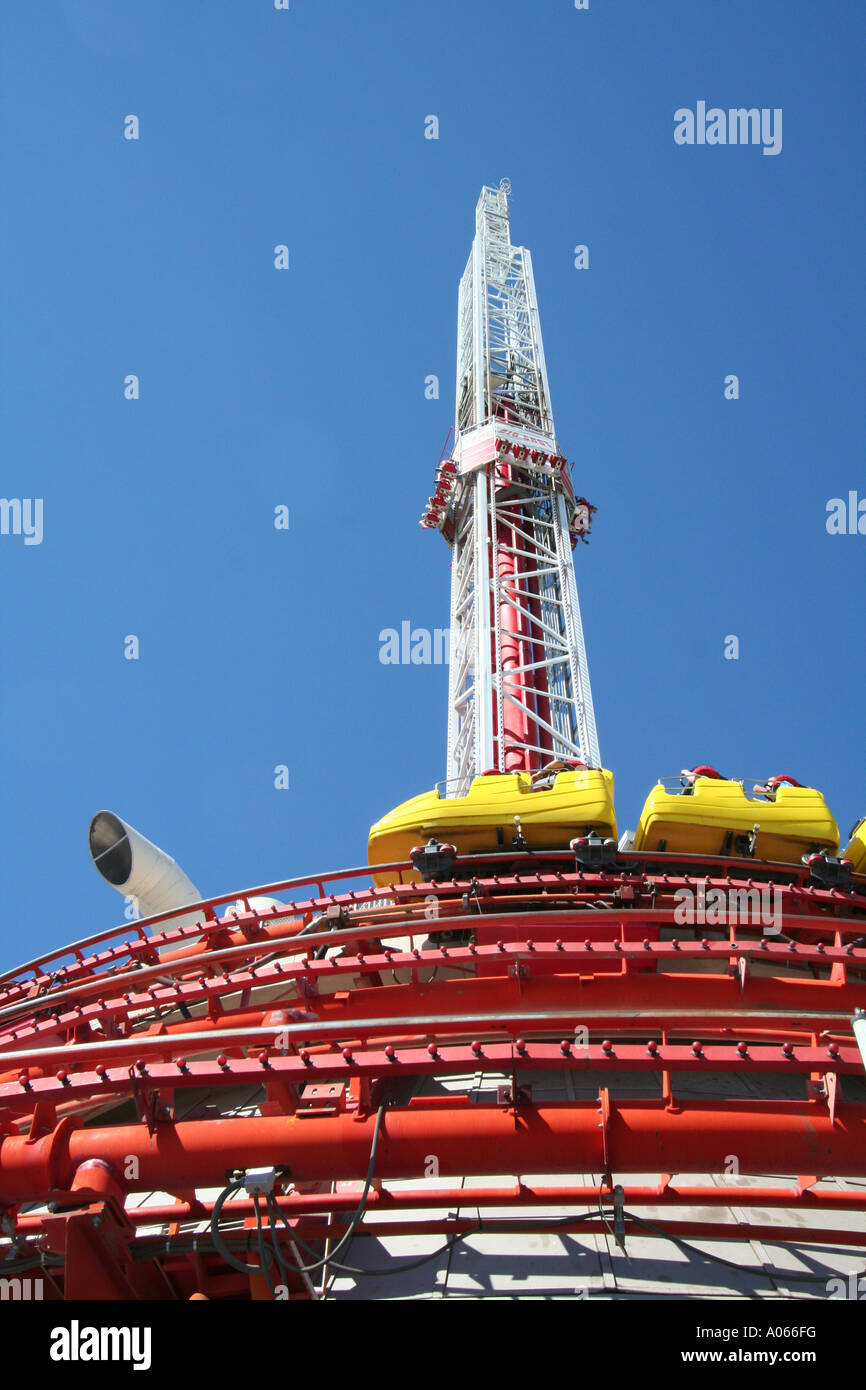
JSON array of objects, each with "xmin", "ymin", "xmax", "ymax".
[{"xmin": 0, "ymin": 0, "xmax": 863, "ymax": 964}]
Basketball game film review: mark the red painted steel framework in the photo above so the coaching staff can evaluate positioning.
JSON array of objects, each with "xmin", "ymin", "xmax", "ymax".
[{"xmin": 1, "ymin": 846, "xmax": 866, "ymax": 1298}]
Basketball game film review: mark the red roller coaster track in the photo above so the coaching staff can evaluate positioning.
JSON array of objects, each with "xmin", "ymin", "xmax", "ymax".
[{"xmin": 1, "ymin": 845, "xmax": 865, "ymax": 1299}]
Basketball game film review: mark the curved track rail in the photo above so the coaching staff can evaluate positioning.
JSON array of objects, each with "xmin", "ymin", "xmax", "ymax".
[{"xmin": 2, "ymin": 847, "xmax": 866, "ymax": 1299}]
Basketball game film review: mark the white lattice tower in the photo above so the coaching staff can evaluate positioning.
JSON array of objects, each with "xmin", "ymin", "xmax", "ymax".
[{"xmin": 422, "ymin": 183, "xmax": 600, "ymax": 795}]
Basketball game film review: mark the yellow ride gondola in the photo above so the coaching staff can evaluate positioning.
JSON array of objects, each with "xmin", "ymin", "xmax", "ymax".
[
  {"xmin": 842, "ymin": 818, "xmax": 866, "ymax": 874},
  {"xmin": 633, "ymin": 767, "xmax": 839, "ymax": 864},
  {"xmin": 368, "ymin": 764, "xmax": 617, "ymax": 886}
]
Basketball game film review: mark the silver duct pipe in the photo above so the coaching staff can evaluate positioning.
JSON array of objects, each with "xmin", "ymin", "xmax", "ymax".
[{"xmin": 88, "ymin": 811, "xmax": 203, "ymax": 929}]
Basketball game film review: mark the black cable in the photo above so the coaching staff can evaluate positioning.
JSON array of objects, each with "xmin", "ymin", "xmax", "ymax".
[
  {"xmin": 264, "ymin": 1202, "xmax": 298, "ymax": 1281},
  {"xmin": 211, "ymin": 1171, "xmax": 857, "ymax": 1292},
  {"xmin": 208, "ymin": 1185, "xmax": 281, "ymax": 1287},
  {"xmin": 310, "ymin": 1231, "xmax": 470, "ymax": 1279},
  {"xmin": 210, "ymin": 1102, "xmax": 387, "ymax": 1281},
  {"xmin": 263, "ymin": 1102, "xmax": 387, "ymax": 1275},
  {"xmin": 596, "ymin": 1175, "xmax": 616, "ymax": 1244},
  {"xmin": 253, "ymin": 1194, "xmax": 277, "ymax": 1295},
  {"xmin": 209, "ymin": 1184, "xmax": 263, "ymax": 1276},
  {"xmin": 301, "ymin": 1204, "xmax": 860, "ymax": 1286},
  {"xmin": 618, "ymin": 1208, "xmax": 859, "ymax": 1286}
]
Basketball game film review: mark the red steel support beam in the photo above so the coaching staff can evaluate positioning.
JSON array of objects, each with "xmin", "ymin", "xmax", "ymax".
[
  {"xmin": 15, "ymin": 1180, "xmax": 866, "ymax": 1231},
  {"xmin": 4, "ymin": 1099, "xmax": 866, "ymax": 1202}
]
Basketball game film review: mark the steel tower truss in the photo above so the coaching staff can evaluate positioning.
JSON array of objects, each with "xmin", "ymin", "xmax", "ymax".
[{"xmin": 437, "ymin": 184, "xmax": 600, "ymax": 794}]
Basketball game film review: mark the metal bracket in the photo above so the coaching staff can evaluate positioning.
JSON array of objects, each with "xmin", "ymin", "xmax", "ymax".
[
  {"xmin": 825, "ymin": 1069, "xmax": 840, "ymax": 1127},
  {"xmin": 297, "ymin": 975, "xmax": 319, "ymax": 1003},
  {"xmin": 509, "ymin": 958, "xmax": 529, "ymax": 991},
  {"xmin": 128, "ymin": 1068, "xmax": 164, "ymax": 1138},
  {"xmin": 599, "ymin": 1087, "xmax": 612, "ymax": 1170},
  {"xmin": 612, "ymin": 1183, "xmax": 627, "ymax": 1252},
  {"xmin": 297, "ymin": 1082, "xmax": 347, "ymax": 1117},
  {"xmin": 496, "ymin": 1082, "xmax": 531, "ymax": 1109}
]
